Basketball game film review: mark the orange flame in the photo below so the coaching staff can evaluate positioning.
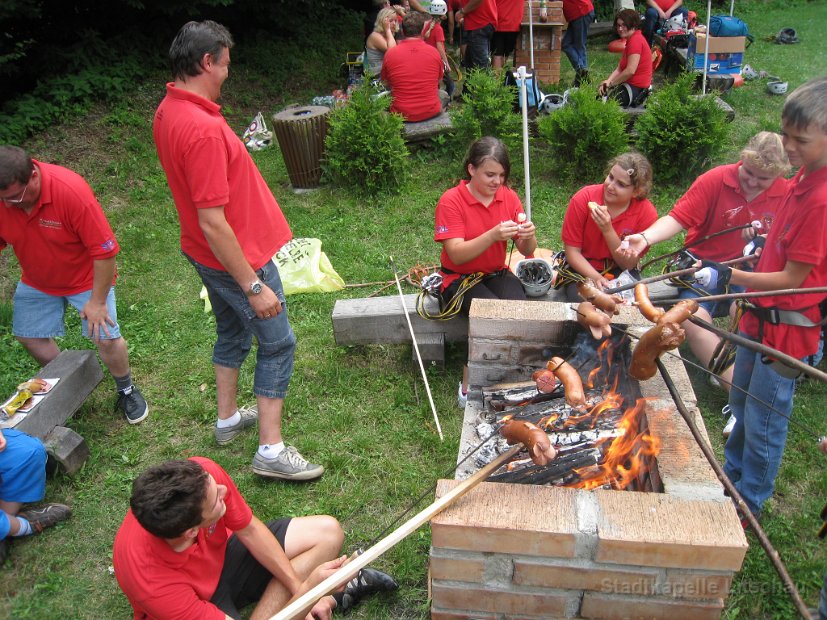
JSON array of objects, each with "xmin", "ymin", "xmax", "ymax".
[{"xmin": 564, "ymin": 398, "xmax": 661, "ymax": 490}]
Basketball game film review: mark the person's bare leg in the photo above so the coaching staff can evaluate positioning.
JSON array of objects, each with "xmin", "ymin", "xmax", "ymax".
[
  {"xmin": 96, "ymin": 337, "xmax": 130, "ymax": 377},
  {"xmin": 257, "ymin": 396, "xmax": 284, "ymax": 446},
  {"xmin": 249, "ymin": 515, "xmax": 344, "ymax": 619},
  {"xmin": 215, "ymin": 365, "xmax": 240, "ymax": 421},
  {"xmin": 16, "ymin": 337, "xmax": 60, "ymax": 367},
  {"xmin": 683, "ymin": 308, "xmax": 732, "ymax": 392},
  {"xmin": 492, "ymin": 54, "xmax": 504, "ymax": 71},
  {"xmin": 0, "ymin": 501, "xmax": 23, "ymax": 537}
]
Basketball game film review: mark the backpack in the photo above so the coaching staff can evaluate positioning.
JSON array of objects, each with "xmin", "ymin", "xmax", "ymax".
[
  {"xmin": 504, "ymin": 68, "xmax": 543, "ymax": 113},
  {"xmin": 709, "ymin": 15, "xmax": 754, "ymax": 45}
]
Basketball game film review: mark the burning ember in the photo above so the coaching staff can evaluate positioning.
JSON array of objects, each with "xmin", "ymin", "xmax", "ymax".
[{"xmin": 470, "ymin": 333, "xmax": 662, "ymax": 492}]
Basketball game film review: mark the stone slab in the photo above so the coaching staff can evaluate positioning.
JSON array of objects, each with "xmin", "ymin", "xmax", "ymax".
[{"xmin": 43, "ymin": 425, "xmax": 89, "ymax": 475}]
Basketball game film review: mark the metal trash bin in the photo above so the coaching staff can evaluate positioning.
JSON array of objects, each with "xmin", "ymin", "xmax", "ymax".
[{"xmin": 272, "ymin": 105, "xmax": 331, "ymax": 190}]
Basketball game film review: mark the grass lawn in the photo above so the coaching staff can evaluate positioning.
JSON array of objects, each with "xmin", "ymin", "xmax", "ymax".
[{"xmin": 1, "ymin": 0, "xmax": 826, "ymax": 618}]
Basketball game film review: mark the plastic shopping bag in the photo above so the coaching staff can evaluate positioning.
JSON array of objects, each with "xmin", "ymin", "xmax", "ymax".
[
  {"xmin": 242, "ymin": 112, "xmax": 273, "ymax": 151},
  {"xmin": 274, "ymin": 238, "xmax": 345, "ymax": 295}
]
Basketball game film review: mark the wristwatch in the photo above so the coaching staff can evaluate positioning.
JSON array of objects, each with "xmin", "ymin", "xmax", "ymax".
[{"xmin": 247, "ymin": 279, "xmax": 264, "ymax": 296}]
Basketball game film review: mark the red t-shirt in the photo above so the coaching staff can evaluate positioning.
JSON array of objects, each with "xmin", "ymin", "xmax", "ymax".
[
  {"xmin": 495, "ymin": 0, "xmax": 523, "ymax": 31},
  {"xmin": 463, "ymin": 0, "xmax": 497, "ymax": 30},
  {"xmin": 620, "ymin": 30, "xmax": 653, "ymax": 89},
  {"xmin": 561, "ymin": 184, "xmax": 658, "ymax": 270},
  {"xmin": 423, "ymin": 20, "xmax": 446, "ymax": 48},
  {"xmin": 381, "ymin": 39, "xmax": 444, "ymax": 122},
  {"xmin": 0, "ymin": 160, "xmax": 119, "ymax": 296},
  {"xmin": 113, "ymin": 457, "xmax": 254, "ymax": 620},
  {"xmin": 670, "ymin": 163, "xmax": 788, "ymax": 262},
  {"xmin": 740, "ymin": 166, "xmax": 827, "ymax": 358},
  {"xmin": 562, "ymin": 0, "xmax": 594, "ymax": 23},
  {"xmin": 653, "ymin": 0, "xmax": 676, "ymax": 12},
  {"xmin": 153, "ymin": 84, "xmax": 292, "ymax": 271},
  {"xmin": 434, "ymin": 181, "xmax": 525, "ymax": 289}
]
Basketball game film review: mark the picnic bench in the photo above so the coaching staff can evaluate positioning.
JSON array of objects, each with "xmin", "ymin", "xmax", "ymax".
[
  {"xmin": 332, "ymin": 280, "xmax": 677, "ymax": 365},
  {"xmin": 402, "ymin": 112, "xmax": 453, "ymax": 144}
]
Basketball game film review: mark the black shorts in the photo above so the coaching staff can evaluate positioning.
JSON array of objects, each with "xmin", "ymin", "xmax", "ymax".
[
  {"xmin": 491, "ymin": 31, "xmax": 519, "ymax": 57},
  {"xmin": 210, "ymin": 517, "xmax": 293, "ymax": 619}
]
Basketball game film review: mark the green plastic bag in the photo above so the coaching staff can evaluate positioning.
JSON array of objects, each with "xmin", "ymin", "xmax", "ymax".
[{"xmin": 274, "ymin": 238, "xmax": 345, "ymax": 296}]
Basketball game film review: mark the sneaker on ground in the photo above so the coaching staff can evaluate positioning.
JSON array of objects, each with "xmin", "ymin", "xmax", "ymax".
[
  {"xmin": 338, "ymin": 568, "xmax": 399, "ymax": 612},
  {"xmin": 215, "ymin": 407, "xmax": 258, "ymax": 445},
  {"xmin": 457, "ymin": 382, "xmax": 467, "ymax": 409},
  {"xmin": 723, "ymin": 412, "xmax": 736, "ymax": 438},
  {"xmin": 115, "ymin": 386, "xmax": 149, "ymax": 424},
  {"xmin": 252, "ymin": 446, "xmax": 324, "ymax": 481},
  {"xmin": 17, "ymin": 503, "xmax": 72, "ymax": 534},
  {"xmin": 721, "ymin": 403, "xmax": 731, "ymax": 418}
]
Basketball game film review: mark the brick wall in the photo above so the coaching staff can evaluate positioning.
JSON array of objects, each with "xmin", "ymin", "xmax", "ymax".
[
  {"xmin": 515, "ymin": 1, "xmax": 564, "ymax": 85},
  {"xmin": 429, "ymin": 299, "xmax": 748, "ymax": 619}
]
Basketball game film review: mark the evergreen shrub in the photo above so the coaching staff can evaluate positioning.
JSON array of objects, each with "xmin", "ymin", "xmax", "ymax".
[
  {"xmin": 450, "ymin": 69, "xmax": 521, "ymax": 153},
  {"xmin": 635, "ymin": 73, "xmax": 730, "ymax": 184},
  {"xmin": 536, "ymin": 85, "xmax": 629, "ymax": 183},
  {"xmin": 323, "ymin": 82, "xmax": 409, "ymax": 196}
]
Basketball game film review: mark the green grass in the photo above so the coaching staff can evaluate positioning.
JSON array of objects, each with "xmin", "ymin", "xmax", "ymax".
[{"xmin": 1, "ymin": 1, "xmax": 826, "ymax": 617}]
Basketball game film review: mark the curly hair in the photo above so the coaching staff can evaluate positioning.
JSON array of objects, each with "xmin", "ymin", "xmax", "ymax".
[
  {"xmin": 740, "ymin": 132, "xmax": 791, "ymax": 177},
  {"xmin": 607, "ymin": 151, "xmax": 653, "ymax": 198}
]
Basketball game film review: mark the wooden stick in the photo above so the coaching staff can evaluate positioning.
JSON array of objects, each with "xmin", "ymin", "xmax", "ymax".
[
  {"xmin": 610, "ymin": 255, "xmax": 756, "ymax": 293},
  {"xmin": 270, "ymin": 445, "xmax": 522, "ymax": 620},
  {"xmin": 655, "ymin": 359, "xmax": 812, "ymax": 619},
  {"xmin": 688, "ymin": 315, "xmax": 827, "ymax": 384},
  {"xmin": 651, "ymin": 285, "xmax": 827, "ymax": 306},
  {"xmin": 389, "ymin": 256, "xmax": 444, "ymax": 441},
  {"xmin": 345, "ymin": 280, "xmax": 394, "ymax": 289}
]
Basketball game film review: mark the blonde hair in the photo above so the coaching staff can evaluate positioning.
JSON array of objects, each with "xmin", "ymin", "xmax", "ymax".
[
  {"xmin": 740, "ymin": 131, "xmax": 791, "ymax": 177},
  {"xmin": 374, "ymin": 8, "xmax": 398, "ymax": 33},
  {"xmin": 607, "ymin": 151, "xmax": 653, "ymax": 199}
]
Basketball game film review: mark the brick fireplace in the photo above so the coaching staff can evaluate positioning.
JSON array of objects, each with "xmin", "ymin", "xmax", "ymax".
[{"xmin": 429, "ymin": 299, "xmax": 748, "ymax": 619}]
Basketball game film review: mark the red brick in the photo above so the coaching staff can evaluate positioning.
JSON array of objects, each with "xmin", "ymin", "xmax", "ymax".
[
  {"xmin": 432, "ymin": 583, "xmax": 569, "ymax": 616},
  {"xmin": 513, "ymin": 560, "xmax": 659, "ymax": 594},
  {"xmin": 581, "ymin": 592, "xmax": 724, "ymax": 620},
  {"xmin": 431, "ymin": 611, "xmax": 496, "ymax": 620},
  {"xmin": 430, "ymin": 556, "xmax": 485, "ymax": 583},
  {"xmin": 662, "ymin": 570, "xmax": 733, "ymax": 600}
]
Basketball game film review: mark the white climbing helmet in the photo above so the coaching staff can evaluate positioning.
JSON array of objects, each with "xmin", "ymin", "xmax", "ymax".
[
  {"xmin": 742, "ymin": 64, "xmax": 758, "ymax": 80},
  {"xmin": 428, "ymin": 0, "xmax": 448, "ymax": 16},
  {"xmin": 767, "ymin": 78, "xmax": 788, "ymax": 95},
  {"xmin": 664, "ymin": 15, "xmax": 686, "ymax": 31},
  {"xmin": 538, "ymin": 93, "xmax": 565, "ymax": 114},
  {"xmin": 515, "ymin": 259, "xmax": 553, "ymax": 297}
]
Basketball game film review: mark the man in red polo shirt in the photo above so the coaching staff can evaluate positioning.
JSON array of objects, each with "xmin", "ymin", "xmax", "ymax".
[
  {"xmin": 0, "ymin": 146, "xmax": 148, "ymax": 424},
  {"xmin": 381, "ymin": 11, "xmax": 447, "ymax": 122},
  {"xmin": 454, "ymin": 0, "xmax": 497, "ymax": 69}
]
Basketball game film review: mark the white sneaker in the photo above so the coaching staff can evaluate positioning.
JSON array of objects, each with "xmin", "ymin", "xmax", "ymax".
[
  {"xmin": 457, "ymin": 382, "xmax": 467, "ymax": 409},
  {"xmin": 723, "ymin": 412, "xmax": 736, "ymax": 438}
]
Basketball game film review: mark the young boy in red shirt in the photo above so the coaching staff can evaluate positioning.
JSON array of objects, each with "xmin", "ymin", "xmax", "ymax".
[{"xmin": 701, "ymin": 76, "xmax": 827, "ymax": 520}]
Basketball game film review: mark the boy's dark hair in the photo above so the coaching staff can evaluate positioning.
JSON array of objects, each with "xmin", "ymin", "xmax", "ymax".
[
  {"xmin": 615, "ymin": 9, "xmax": 641, "ymax": 31},
  {"xmin": 463, "ymin": 136, "xmax": 511, "ymax": 183},
  {"xmin": 130, "ymin": 460, "xmax": 209, "ymax": 538},
  {"xmin": 169, "ymin": 20, "xmax": 234, "ymax": 81},
  {"xmin": 0, "ymin": 146, "xmax": 33, "ymax": 189},
  {"xmin": 782, "ymin": 76, "xmax": 827, "ymax": 134},
  {"xmin": 402, "ymin": 10, "xmax": 427, "ymax": 37}
]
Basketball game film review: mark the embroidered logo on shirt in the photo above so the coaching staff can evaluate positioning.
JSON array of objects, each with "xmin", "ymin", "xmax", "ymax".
[
  {"xmin": 436, "ymin": 224, "xmax": 449, "ymax": 234},
  {"xmin": 39, "ymin": 218, "xmax": 62, "ymax": 229},
  {"xmin": 101, "ymin": 239, "xmax": 115, "ymax": 251},
  {"xmin": 207, "ymin": 523, "xmax": 217, "ymax": 537}
]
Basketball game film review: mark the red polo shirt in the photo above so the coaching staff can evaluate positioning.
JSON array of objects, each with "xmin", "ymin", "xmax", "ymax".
[
  {"xmin": 435, "ymin": 181, "xmax": 525, "ymax": 290},
  {"xmin": 463, "ymin": 0, "xmax": 497, "ymax": 30},
  {"xmin": 620, "ymin": 30, "xmax": 653, "ymax": 89},
  {"xmin": 563, "ymin": 0, "xmax": 594, "ymax": 22},
  {"xmin": 0, "ymin": 160, "xmax": 119, "ymax": 296},
  {"xmin": 740, "ymin": 166, "xmax": 827, "ymax": 358},
  {"xmin": 670, "ymin": 163, "xmax": 787, "ymax": 262},
  {"xmin": 495, "ymin": 0, "xmax": 523, "ymax": 31},
  {"xmin": 381, "ymin": 39, "xmax": 444, "ymax": 122},
  {"xmin": 113, "ymin": 457, "xmax": 254, "ymax": 620},
  {"xmin": 153, "ymin": 84, "xmax": 292, "ymax": 271},
  {"xmin": 561, "ymin": 184, "xmax": 658, "ymax": 270}
]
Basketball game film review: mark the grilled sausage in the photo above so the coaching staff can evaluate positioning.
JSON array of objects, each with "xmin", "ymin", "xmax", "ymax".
[
  {"xmin": 577, "ymin": 301, "xmax": 613, "ymax": 339},
  {"xmin": 532, "ymin": 369, "xmax": 559, "ymax": 393},
  {"xmin": 629, "ymin": 322, "xmax": 686, "ymax": 380},
  {"xmin": 577, "ymin": 280, "xmax": 622, "ymax": 315},
  {"xmin": 500, "ymin": 419, "xmax": 557, "ymax": 466},
  {"xmin": 547, "ymin": 356, "xmax": 586, "ymax": 407},
  {"xmin": 634, "ymin": 283, "xmax": 664, "ymax": 323}
]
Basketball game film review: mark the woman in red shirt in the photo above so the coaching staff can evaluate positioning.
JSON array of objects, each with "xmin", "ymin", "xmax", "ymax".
[{"xmin": 598, "ymin": 9, "xmax": 653, "ymax": 108}]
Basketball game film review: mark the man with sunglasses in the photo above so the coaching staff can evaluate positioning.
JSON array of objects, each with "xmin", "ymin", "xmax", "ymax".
[{"xmin": 0, "ymin": 146, "xmax": 148, "ymax": 424}]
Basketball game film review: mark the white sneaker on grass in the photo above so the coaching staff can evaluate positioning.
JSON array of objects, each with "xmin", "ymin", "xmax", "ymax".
[
  {"xmin": 722, "ymin": 405, "xmax": 736, "ymax": 438},
  {"xmin": 457, "ymin": 382, "xmax": 467, "ymax": 409}
]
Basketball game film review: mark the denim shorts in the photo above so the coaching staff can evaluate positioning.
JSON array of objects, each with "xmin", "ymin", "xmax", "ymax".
[
  {"xmin": 12, "ymin": 281, "xmax": 122, "ymax": 340},
  {"xmin": 678, "ymin": 282, "xmax": 744, "ymax": 318},
  {"xmin": 463, "ymin": 23, "xmax": 495, "ymax": 70},
  {"xmin": 186, "ymin": 254, "xmax": 296, "ymax": 399}
]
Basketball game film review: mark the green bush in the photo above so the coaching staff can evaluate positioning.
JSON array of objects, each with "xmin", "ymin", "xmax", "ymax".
[
  {"xmin": 536, "ymin": 85, "xmax": 629, "ymax": 183},
  {"xmin": 323, "ymin": 82, "xmax": 409, "ymax": 196},
  {"xmin": 450, "ymin": 68, "xmax": 521, "ymax": 153},
  {"xmin": 635, "ymin": 73, "xmax": 730, "ymax": 184}
]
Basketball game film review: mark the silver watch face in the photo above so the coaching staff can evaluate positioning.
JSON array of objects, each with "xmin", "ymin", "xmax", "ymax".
[{"xmin": 250, "ymin": 281, "xmax": 263, "ymax": 295}]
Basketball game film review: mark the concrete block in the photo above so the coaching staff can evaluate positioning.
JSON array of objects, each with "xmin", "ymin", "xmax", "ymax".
[
  {"xmin": 429, "ymin": 554, "xmax": 485, "ymax": 583},
  {"xmin": 513, "ymin": 560, "xmax": 660, "ymax": 593},
  {"xmin": 432, "ymin": 583, "xmax": 570, "ymax": 617},
  {"xmin": 413, "ymin": 332, "xmax": 445, "ymax": 367},
  {"xmin": 43, "ymin": 425, "xmax": 89, "ymax": 475},
  {"xmin": 581, "ymin": 592, "xmax": 723, "ymax": 620},
  {"xmin": 14, "ymin": 349, "xmax": 103, "ymax": 439}
]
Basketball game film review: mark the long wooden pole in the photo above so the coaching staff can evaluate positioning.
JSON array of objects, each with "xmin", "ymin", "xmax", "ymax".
[
  {"xmin": 652, "ymin": 285, "xmax": 827, "ymax": 306},
  {"xmin": 610, "ymin": 255, "xmax": 756, "ymax": 293},
  {"xmin": 270, "ymin": 445, "xmax": 522, "ymax": 620},
  {"xmin": 655, "ymin": 359, "xmax": 811, "ymax": 619},
  {"xmin": 389, "ymin": 256, "xmax": 444, "ymax": 441}
]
